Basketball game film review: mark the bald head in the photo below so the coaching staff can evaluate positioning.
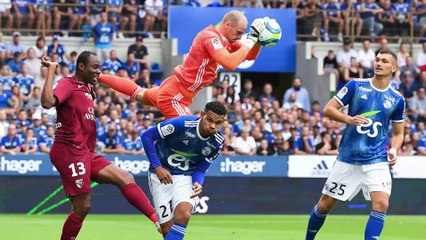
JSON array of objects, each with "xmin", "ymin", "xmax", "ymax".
[{"xmin": 222, "ymin": 10, "xmax": 247, "ymax": 27}]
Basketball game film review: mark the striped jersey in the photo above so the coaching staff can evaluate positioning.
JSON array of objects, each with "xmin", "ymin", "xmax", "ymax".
[
  {"xmin": 174, "ymin": 25, "xmax": 240, "ymax": 93},
  {"xmin": 152, "ymin": 116, "xmax": 224, "ymax": 175},
  {"xmin": 335, "ymin": 78, "xmax": 405, "ymax": 165}
]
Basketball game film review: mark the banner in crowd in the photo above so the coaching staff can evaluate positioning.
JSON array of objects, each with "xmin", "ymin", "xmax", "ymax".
[
  {"xmin": 0, "ymin": 154, "xmax": 288, "ymax": 177},
  {"xmin": 391, "ymin": 156, "xmax": 426, "ymax": 179},
  {"xmin": 169, "ymin": 6, "xmax": 296, "ymax": 72},
  {"xmin": 288, "ymin": 155, "xmax": 337, "ymax": 178}
]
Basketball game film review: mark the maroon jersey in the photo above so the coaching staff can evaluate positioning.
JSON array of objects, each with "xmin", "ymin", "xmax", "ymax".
[{"xmin": 53, "ymin": 76, "xmax": 96, "ymax": 152}]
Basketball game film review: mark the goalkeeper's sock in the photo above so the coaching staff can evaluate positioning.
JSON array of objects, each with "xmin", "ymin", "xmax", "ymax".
[
  {"xmin": 165, "ymin": 223, "xmax": 186, "ymax": 240},
  {"xmin": 98, "ymin": 74, "xmax": 143, "ymax": 100},
  {"xmin": 61, "ymin": 212, "xmax": 84, "ymax": 240},
  {"xmin": 306, "ymin": 205, "xmax": 327, "ymax": 240},
  {"xmin": 365, "ymin": 210, "xmax": 386, "ymax": 240},
  {"xmin": 121, "ymin": 183, "xmax": 158, "ymax": 223}
]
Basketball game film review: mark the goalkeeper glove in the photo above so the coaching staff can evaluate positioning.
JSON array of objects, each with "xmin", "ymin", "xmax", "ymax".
[{"xmin": 243, "ymin": 18, "xmax": 264, "ymax": 49}]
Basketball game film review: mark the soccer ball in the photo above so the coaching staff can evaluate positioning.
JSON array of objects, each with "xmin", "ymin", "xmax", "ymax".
[{"xmin": 258, "ymin": 17, "xmax": 282, "ymax": 47}]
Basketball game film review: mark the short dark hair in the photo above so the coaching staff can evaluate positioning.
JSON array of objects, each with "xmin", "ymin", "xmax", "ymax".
[
  {"xmin": 204, "ymin": 101, "xmax": 227, "ymax": 116},
  {"xmin": 76, "ymin": 51, "xmax": 97, "ymax": 67},
  {"xmin": 378, "ymin": 49, "xmax": 397, "ymax": 62}
]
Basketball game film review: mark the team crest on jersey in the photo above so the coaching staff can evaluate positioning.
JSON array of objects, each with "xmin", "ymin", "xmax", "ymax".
[
  {"xmin": 161, "ymin": 124, "xmax": 175, "ymax": 137},
  {"xmin": 337, "ymin": 87, "xmax": 348, "ymax": 99},
  {"xmin": 84, "ymin": 93, "xmax": 93, "ymax": 100},
  {"xmin": 383, "ymin": 100, "xmax": 392, "ymax": 109},
  {"xmin": 202, "ymin": 146, "xmax": 212, "ymax": 156},
  {"xmin": 211, "ymin": 37, "xmax": 223, "ymax": 50},
  {"xmin": 75, "ymin": 179, "xmax": 84, "ymax": 189}
]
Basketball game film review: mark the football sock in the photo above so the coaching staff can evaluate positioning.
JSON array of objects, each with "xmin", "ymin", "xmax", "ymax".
[
  {"xmin": 165, "ymin": 223, "xmax": 187, "ymax": 240},
  {"xmin": 98, "ymin": 74, "xmax": 142, "ymax": 100},
  {"xmin": 365, "ymin": 210, "xmax": 386, "ymax": 240},
  {"xmin": 61, "ymin": 212, "xmax": 84, "ymax": 240},
  {"xmin": 306, "ymin": 204, "xmax": 327, "ymax": 240},
  {"xmin": 121, "ymin": 183, "xmax": 158, "ymax": 223}
]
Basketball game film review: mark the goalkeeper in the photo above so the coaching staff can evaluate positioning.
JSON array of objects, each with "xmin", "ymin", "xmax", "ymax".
[{"xmin": 99, "ymin": 10, "xmax": 264, "ymax": 119}]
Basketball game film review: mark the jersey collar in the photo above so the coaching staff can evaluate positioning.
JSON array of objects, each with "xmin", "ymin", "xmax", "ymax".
[{"xmin": 196, "ymin": 119, "xmax": 209, "ymax": 141}]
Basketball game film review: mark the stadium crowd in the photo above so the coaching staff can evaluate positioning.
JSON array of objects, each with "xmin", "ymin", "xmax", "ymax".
[
  {"xmin": 0, "ymin": 0, "xmax": 426, "ymax": 41},
  {"xmin": 0, "ymin": 0, "xmax": 426, "ymax": 157}
]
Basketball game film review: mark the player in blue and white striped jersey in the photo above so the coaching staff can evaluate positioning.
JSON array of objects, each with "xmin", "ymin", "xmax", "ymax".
[
  {"xmin": 306, "ymin": 49, "xmax": 405, "ymax": 240},
  {"xmin": 141, "ymin": 101, "xmax": 226, "ymax": 240}
]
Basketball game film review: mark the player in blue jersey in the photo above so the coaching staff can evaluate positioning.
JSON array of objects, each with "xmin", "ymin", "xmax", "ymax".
[
  {"xmin": 305, "ymin": 49, "xmax": 405, "ymax": 240},
  {"xmin": 141, "ymin": 101, "xmax": 226, "ymax": 240}
]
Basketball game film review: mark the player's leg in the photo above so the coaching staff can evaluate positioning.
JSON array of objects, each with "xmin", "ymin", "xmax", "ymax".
[
  {"xmin": 306, "ymin": 161, "xmax": 363, "ymax": 240},
  {"xmin": 163, "ymin": 175, "xmax": 197, "ymax": 240},
  {"xmin": 50, "ymin": 142, "xmax": 93, "ymax": 240},
  {"xmin": 61, "ymin": 193, "xmax": 91, "ymax": 240},
  {"xmin": 156, "ymin": 76, "xmax": 194, "ymax": 119},
  {"xmin": 363, "ymin": 162, "xmax": 391, "ymax": 240},
  {"xmin": 92, "ymin": 157, "xmax": 158, "ymax": 226}
]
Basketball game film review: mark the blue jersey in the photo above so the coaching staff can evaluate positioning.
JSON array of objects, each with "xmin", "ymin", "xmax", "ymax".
[
  {"xmin": 14, "ymin": 74, "xmax": 35, "ymax": 96},
  {"xmin": 38, "ymin": 135, "xmax": 54, "ymax": 149},
  {"xmin": 1, "ymin": 135, "xmax": 22, "ymax": 149},
  {"xmin": 93, "ymin": 23, "xmax": 114, "ymax": 49},
  {"xmin": 99, "ymin": 133, "xmax": 122, "ymax": 149},
  {"xmin": 0, "ymin": 76, "xmax": 15, "ymax": 91},
  {"xmin": 0, "ymin": 91, "xmax": 13, "ymax": 107},
  {"xmin": 47, "ymin": 44, "xmax": 66, "ymax": 63},
  {"xmin": 123, "ymin": 137, "xmax": 144, "ymax": 151},
  {"xmin": 335, "ymin": 79, "xmax": 405, "ymax": 164},
  {"xmin": 144, "ymin": 116, "xmax": 223, "ymax": 176}
]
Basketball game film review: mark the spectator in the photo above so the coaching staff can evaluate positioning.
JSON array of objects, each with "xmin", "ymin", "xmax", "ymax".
[
  {"xmin": 416, "ymin": 0, "xmax": 426, "ymax": 39},
  {"xmin": 315, "ymin": 131, "xmax": 338, "ymax": 155},
  {"xmin": 409, "ymin": 87, "xmax": 426, "ymax": 122},
  {"xmin": 336, "ymin": 38, "xmax": 358, "ymax": 71},
  {"xmin": 102, "ymin": 49, "xmax": 123, "ymax": 75},
  {"xmin": 15, "ymin": 64, "xmax": 35, "ymax": 103},
  {"xmin": 399, "ymin": 71, "xmax": 415, "ymax": 99},
  {"xmin": 35, "ymin": 0, "xmax": 53, "ymax": 34},
  {"xmin": 22, "ymin": 127, "xmax": 38, "ymax": 154},
  {"xmin": 283, "ymin": 77, "xmax": 311, "ymax": 112},
  {"xmin": 221, "ymin": 126, "xmax": 236, "ymax": 156},
  {"xmin": 93, "ymin": 12, "xmax": 115, "ymax": 62},
  {"xmin": 294, "ymin": 126, "xmax": 314, "ymax": 154},
  {"xmin": 120, "ymin": 0, "xmax": 140, "ymax": 37},
  {"xmin": 10, "ymin": 85, "xmax": 24, "ymax": 109},
  {"xmin": 399, "ymin": 56, "xmax": 419, "ymax": 80},
  {"xmin": 256, "ymin": 138, "xmax": 275, "ymax": 156},
  {"xmin": 135, "ymin": 69, "xmax": 153, "ymax": 88},
  {"xmin": 127, "ymin": 35, "xmax": 150, "ymax": 71},
  {"xmin": 344, "ymin": 57, "xmax": 363, "ymax": 83},
  {"xmin": 53, "ymin": 0, "xmax": 71, "ymax": 35},
  {"xmin": 24, "ymin": 86, "xmax": 41, "ymax": 110},
  {"xmin": 224, "ymin": 85, "xmax": 239, "ymax": 106},
  {"xmin": 0, "ymin": 33, "xmax": 5, "ymax": 63},
  {"xmin": 417, "ymin": 42, "xmax": 426, "ymax": 69},
  {"xmin": 136, "ymin": 114, "xmax": 152, "ymax": 135},
  {"xmin": 106, "ymin": 0, "xmax": 123, "ymax": 38},
  {"xmin": 305, "ymin": 0, "xmax": 322, "ymax": 41},
  {"xmin": 418, "ymin": 134, "xmax": 426, "ymax": 155},
  {"xmin": 32, "ymin": 36, "xmax": 47, "ymax": 59},
  {"xmin": 0, "ymin": 0, "xmax": 13, "ymax": 33},
  {"xmin": 397, "ymin": 42, "xmax": 410, "ymax": 68},
  {"xmin": 98, "ymin": 123, "xmax": 123, "ymax": 154},
  {"xmin": 47, "ymin": 35, "xmax": 67, "ymax": 64},
  {"xmin": 123, "ymin": 53, "xmax": 140, "ymax": 81},
  {"xmin": 392, "ymin": 0, "xmax": 412, "ymax": 37},
  {"xmin": 122, "ymin": 128, "xmax": 145, "ymax": 155},
  {"xmin": 11, "ymin": 0, "xmax": 34, "ymax": 30},
  {"xmin": 144, "ymin": 0, "xmax": 165, "ymax": 35},
  {"xmin": 69, "ymin": 0, "xmax": 89, "ymax": 34},
  {"xmin": 89, "ymin": 0, "xmax": 106, "ymax": 26},
  {"xmin": 0, "ymin": 65, "xmax": 15, "ymax": 91},
  {"xmin": 258, "ymin": 82, "xmax": 275, "ymax": 104},
  {"xmin": 322, "ymin": 0, "xmax": 343, "ymax": 42},
  {"xmin": 283, "ymin": 92, "xmax": 303, "ymax": 111},
  {"xmin": 323, "ymin": 50, "xmax": 339, "ymax": 79},
  {"xmin": 7, "ymin": 51, "xmax": 24, "ymax": 75},
  {"xmin": 0, "ymin": 123, "xmax": 22, "ymax": 154},
  {"xmin": 412, "ymin": 70, "xmax": 426, "ymax": 92},
  {"xmin": 66, "ymin": 51, "xmax": 78, "ymax": 73},
  {"xmin": 0, "ymin": 109, "xmax": 9, "ymax": 136},
  {"xmin": 360, "ymin": 0, "xmax": 383, "ymax": 39},
  {"xmin": 375, "ymin": 37, "xmax": 388, "ymax": 56},
  {"xmin": 24, "ymin": 47, "xmax": 41, "ymax": 81},
  {"xmin": 0, "ymin": 82, "xmax": 13, "ymax": 111},
  {"xmin": 6, "ymin": 32, "xmax": 26, "ymax": 59},
  {"xmin": 239, "ymin": 78, "xmax": 256, "ymax": 101},
  {"xmin": 377, "ymin": 0, "xmax": 395, "ymax": 37},
  {"xmin": 234, "ymin": 127, "xmax": 256, "ymax": 156},
  {"xmin": 38, "ymin": 125, "xmax": 55, "ymax": 153},
  {"xmin": 357, "ymin": 39, "xmax": 375, "ymax": 78}
]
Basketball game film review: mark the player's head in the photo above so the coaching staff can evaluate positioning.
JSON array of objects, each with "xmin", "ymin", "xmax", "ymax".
[
  {"xmin": 199, "ymin": 101, "xmax": 227, "ymax": 137},
  {"xmin": 76, "ymin": 51, "xmax": 101, "ymax": 84},
  {"xmin": 220, "ymin": 10, "xmax": 247, "ymax": 43},
  {"xmin": 374, "ymin": 49, "xmax": 398, "ymax": 77}
]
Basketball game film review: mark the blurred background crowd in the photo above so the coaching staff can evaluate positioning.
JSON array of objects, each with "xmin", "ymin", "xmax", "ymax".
[{"xmin": 0, "ymin": 0, "xmax": 425, "ymax": 157}]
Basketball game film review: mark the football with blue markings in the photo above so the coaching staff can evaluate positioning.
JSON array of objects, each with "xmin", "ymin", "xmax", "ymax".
[{"xmin": 258, "ymin": 17, "xmax": 282, "ymax": 47}]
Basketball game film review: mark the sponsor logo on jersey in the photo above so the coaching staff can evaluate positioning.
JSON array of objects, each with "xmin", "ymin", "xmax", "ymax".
[
  {"xmin": 161, "ymin": 124, "xmax": 175, "ymax": 137},
  {"xmin": 55, "ymin": 122, "xmax": 62, "ymax": 129},
  {"xmin": 211, "ymin": 37, "xmax": 223, "ymax": 50},
  {"xmin": 383, "ymin": 100, "xmax": 392, "ymax": 109},
  {"xmin": 185, "ymin": 131, "xmax": 196, "ymax": 138},
  {"xmin": 75, "ymin": 179, "xmax": 84, "ymax": 189},
  {"xmin": 202, "ymin": 146, "xmax": 211, "ymax": 156},
  {"xmin": 357, "ymin": 110, "xmax": 383, "ymax": 138},
  {"xmin": 84, "ymin": 107, "xmax": 96, "ymax": 121},
  {"xmin": 358, "ymin": 86, "xmax": 372, "ymax": 92},
  {"xmin": 84, "ymin": 93, "xmax": 93, "ymax": 100},
  {"xmin": 220, "ymin": 157, "xmax": 266, "ymax": 175},
  {"xmin": 337, "ymin": 87, "xmax": 348, "ymax": 99}
]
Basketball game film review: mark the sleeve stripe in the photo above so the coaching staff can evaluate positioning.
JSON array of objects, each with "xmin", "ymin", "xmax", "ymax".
[
  {"xmin": 391, "ymin": 119, "xmax": 404, "ymax": 123},
  {"xmin": 157, "ymin": 124, "xmax": 164, "ymax": 139},
  {"xmin": 333, "ymin": 96, "xmax": 344, "ymax": 107}
]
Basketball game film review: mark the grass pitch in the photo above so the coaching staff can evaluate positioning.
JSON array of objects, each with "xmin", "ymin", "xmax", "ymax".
[{"xmin": 0, "ymin": 214, "xmax": 425, "ymax": 239}]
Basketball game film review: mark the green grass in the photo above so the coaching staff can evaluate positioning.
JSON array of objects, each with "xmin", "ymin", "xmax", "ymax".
[{"xmin": 0, "ymin": 214, "xmax": 425, "ymax": 239}]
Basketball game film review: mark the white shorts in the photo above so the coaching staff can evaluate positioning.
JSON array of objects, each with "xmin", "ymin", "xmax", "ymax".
[
  {"xmin": 148, "ymin": 172, "xmax": 197, "ymax": 224},
  {"xmin": 322, "ymin": 161, "xmax": 392, "ymax": 201}
]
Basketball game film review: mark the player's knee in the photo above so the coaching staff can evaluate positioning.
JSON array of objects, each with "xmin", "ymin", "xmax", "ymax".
[
  {"xmin": 73, "ymin": 205, "xmax": 91, "ymax": 217},
  {"xmin": 372, "ymin": 200, "xmax": 389, "ymax": 212},
  {"xmin": 174, "ymin": 208, "xmax": 192, "ymax": 224},
  {"xmin": 121, "ymin": 171, "xmax": 135, "ymax": 185}
]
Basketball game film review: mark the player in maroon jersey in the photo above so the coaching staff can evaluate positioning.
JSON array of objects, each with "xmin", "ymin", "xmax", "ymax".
[{"xmin": 40, "ymin": 51, "xmax": 160, "ymax": 240}]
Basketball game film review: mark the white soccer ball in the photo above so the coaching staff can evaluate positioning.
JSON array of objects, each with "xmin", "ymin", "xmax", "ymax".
[{"xmin": 258, "ymin": 17, "xmax": 282, "ymax": 47}]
